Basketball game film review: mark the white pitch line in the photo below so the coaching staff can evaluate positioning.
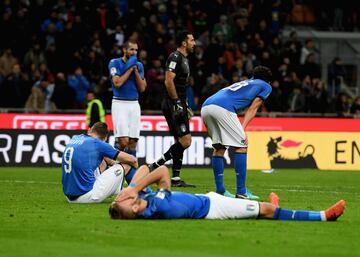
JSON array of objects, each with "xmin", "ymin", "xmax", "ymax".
[
  {"xmin": 265, "ymin": 188, "xmax": 357, "ymax": 194},
  {"xmin": 0, "ymin": 180, "xmax": 60, "ymax": 185}
]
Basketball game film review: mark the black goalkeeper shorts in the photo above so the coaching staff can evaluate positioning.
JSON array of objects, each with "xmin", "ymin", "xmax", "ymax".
[{"xmin": 161, "ymin": 98, "xmax": 190, "ymax": 138}]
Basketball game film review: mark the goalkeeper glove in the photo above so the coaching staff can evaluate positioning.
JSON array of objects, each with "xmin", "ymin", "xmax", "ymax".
[{"xmin": 173, "ymin": 99, "xmax": 184, "ymax": 117}]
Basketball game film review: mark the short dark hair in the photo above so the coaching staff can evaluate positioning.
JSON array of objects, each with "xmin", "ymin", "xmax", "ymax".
[
  {"xmin": 122, "ymin": 40, "xmax": 137, "ymax": 50},
  {"xmin": 252, "ymin": 65, "xmax": 272, "ymax": 83},
  {"xmin": 175, "ymin": 30, "xmax": 190, "ymax": 47},
  {"xmin": 89, "ymin": 122, "xmax": 108, "ymax": 140},
  {"xmin": 109, "ymin": 202, "xmax": 121, "ymax": 219}
]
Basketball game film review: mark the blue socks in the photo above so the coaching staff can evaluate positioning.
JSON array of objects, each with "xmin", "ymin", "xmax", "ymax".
[
  {"xmin": 212, "ymin": 156, "xmax": 225, "ymax": 193},
  {"xmin": 273, "ymin": 208, "xmax": 324, "ymax": 221},
  {"xmin": 125, "ymin": 167, "xmax": 136, "ymax": 184},
  {"xmin": 234, "ymin": 153, "xmax": 247, "ymax": 195}
]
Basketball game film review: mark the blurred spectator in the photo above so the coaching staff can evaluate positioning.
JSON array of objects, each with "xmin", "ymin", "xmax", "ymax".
[
  {"xmin": 0, "ymin": 48, "xmax": 18, "ymax": 78},
  {"xmin": 350, "ymin": 96, "xmax": 360, "ymax": 115},
  {"xmin": 332, "ymin": 92, "xmax": 350, "ymax": 117},
  {"xmin": 300, "ymin": 53, "xmax": 321, "ymax": 79},
  {"xmin": 327, "ymin": 57, "xmax": 346, "ymax": 98},
  {"xmin": 212, "ymin": 15, "xmax": 232, "ymax": 44},
  {"xmin": 51, "ymin": 72, "xmax": 75, "ymax": 109},
  {"xmin": 0, "ymin": 63, "xmax": 30, "ymax": 108},
  {"xmin": 23, "ymin": 42, "xmax": 47, "ymax": 72},
  {"xmin": 300, "ymin": 39, "xmax": 316, "ymax": 65},
  {"xmin": 288, "ymin": 85, "xmax": 306, "ymax": 113},
  {"xmin": 68, "ymin": 66, "xmax": 91, "ymax": 108},
  {"xmin": 25, "ymin": 79, "xmax": 56, "ymax": 113},
  {"xmin": 145, "ymin": 59, "xmax": 165, "ymax": 109},
  {"xmin": 265, "ymin": 80, "xmax": 283, "ymax": 112},
  {"xmin": 308, "ymin": 79, "xmax": 328, "ymax": 113},
  {"xmin": 86, "ymin": 90, "xmax": 105, "ymax": 128}
]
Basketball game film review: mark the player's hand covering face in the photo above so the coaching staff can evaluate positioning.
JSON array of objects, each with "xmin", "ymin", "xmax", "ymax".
[{"xmin": 115, "ymin": 186, "xmax": 138, "ymax": 203}]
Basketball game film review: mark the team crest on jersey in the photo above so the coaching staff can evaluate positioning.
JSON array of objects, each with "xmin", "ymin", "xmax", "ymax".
[
  {"xmin": 156, "ymin": 191, "xmax": 165, "ymax": 199},
  {"xmin": 169, "ymin": 61, "xmax": 177, "ymax": 69},
  {"xmin": 110, "ymin": 67, "xmax": 117, "ymax": 75}
]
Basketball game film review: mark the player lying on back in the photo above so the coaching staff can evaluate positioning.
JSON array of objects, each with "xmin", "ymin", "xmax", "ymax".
[{"xmin": 109, "ymin": 165, "xmax": 345, "ymax": 221}]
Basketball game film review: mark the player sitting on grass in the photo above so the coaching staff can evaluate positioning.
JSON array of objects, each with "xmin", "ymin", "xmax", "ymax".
[
  {"xmin": 62, "ymin": 122, "xmax": 138, "ymax": 203},
  {"xmin": 109, "ymin": 165, "xmax": 345, "ymax": 221}
]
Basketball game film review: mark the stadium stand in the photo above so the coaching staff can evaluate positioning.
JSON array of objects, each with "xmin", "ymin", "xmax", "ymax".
[{"xmin": 0, "ymin": 0, "xmax": 359, "ymax": 117}]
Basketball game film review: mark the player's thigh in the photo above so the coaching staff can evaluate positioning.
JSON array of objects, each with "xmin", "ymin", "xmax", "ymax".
[
  {"xmin": 128, "ymin": 102, "xmax": 141, "ymax": 138},
  {"xmin": 71, "ymin": 164, "xmax": 125, "ymax": 203},
  {"xmin": 205, "ymin": 192, "xmax": 259, "ymax": 219},
  {"xmin": 216, "ymin": 108, "xmax": 246, "ymax": 147},
  {"xmin": 162, "ymin": 99, "xmax": 190, "ymax": 138},
  {"xmin": 112, "ymin": 100, "xmax": 130, "ymax": 137}
]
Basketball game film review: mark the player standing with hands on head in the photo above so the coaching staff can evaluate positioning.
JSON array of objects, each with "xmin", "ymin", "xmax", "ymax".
[
  {"xmin": 201, "ymin": 66, "xmax": 273, "ymax": 200},
  {"xmin": 148, "ymin": 30, "xmax": 196, "ymax": 187},
  {"xmin": 108, "ymin": 40, "xmax": 146, "ymax": 186}
]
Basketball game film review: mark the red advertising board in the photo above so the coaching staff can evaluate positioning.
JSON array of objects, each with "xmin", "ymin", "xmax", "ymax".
[{"xmin": 0, "ymin": 113, "xmax": 360, "ymax": 132}]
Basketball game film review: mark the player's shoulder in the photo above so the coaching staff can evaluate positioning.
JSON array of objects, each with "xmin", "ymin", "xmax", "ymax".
[
  {"xmin": 108, "ymin": 58, "xmax": 122, "ymax": 66},
  {"xmin": 167, "ymin": 51, "xmax": 182, "ymax": 62}
]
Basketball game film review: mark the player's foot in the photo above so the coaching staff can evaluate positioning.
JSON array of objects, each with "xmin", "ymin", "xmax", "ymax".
[
  {"xmin": 325, "ymin": 200, "xmax": 346, "ymax": 221},
  {"xmin": 217, "ymin": 190, "xmax": 235, "ymax": 198},
  {"xmin": 171, "ymin": 177, "xmax": 196, "ymax": 188},
  {"xmin": 269, "ymin": 192, "xmax": 280, "ymax": 207},
  {"xmin": 236, "ymin": 189, "xmax": 260, "ymax": 200}
]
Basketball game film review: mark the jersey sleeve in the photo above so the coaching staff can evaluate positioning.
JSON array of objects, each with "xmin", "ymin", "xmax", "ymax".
[
  {"xmin": 137, "ymin": 62, "xmax": 145, "ymax": 80},
  {"xmin": 142, "ymin": 190, "xmax": 172, "ymax": 218},
  {"xmin": 108, "ymin": 59, "xmax": 121, "ymax": 77},
  {"xmin": 257, "ymin": 83, "xmax": 272, "ymax": 101},
  {"xmin": 165, "ymin": 53, "xmax": 180, "ymax": 74},
  {"xmin": 96, "ymin": 140, "xmax": 120, "ymax": 160}
]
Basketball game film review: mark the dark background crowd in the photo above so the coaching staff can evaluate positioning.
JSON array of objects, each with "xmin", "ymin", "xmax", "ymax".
[{"xmin": 0, "ymin": 0, "xmax": 360, "ymax": 116}]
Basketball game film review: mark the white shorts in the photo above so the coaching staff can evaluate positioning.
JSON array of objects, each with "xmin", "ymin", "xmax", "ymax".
[
  {"xmin": 67, "ymin": 164, "xmax": 124, "ymax": 203},
  {"xmin": 111, "ymin": 99, "xmax": 141, "ymax": 138},
  {"xmin": 201, "ymin": 105, "xmax": 247, "ymax": 148},
  {"xmin": 204, "ymin": 192, "xmax": 260, "ymax": 219}
]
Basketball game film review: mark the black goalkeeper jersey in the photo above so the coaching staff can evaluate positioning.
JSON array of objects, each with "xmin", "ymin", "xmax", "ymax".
[{"xmin": 165, "ymin": 50, "xmax": 190, "ymax": 100}]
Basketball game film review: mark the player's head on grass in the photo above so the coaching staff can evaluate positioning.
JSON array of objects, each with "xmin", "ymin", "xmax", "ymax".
[
  {"xmin": 88, "ymin": 122, "xmax": 109, "ymax": 141},
  {"xmin": 252, "ymin": 65, "xmax": 272, "ymax": 83},
  {"xmin": 109, "ymin": 198, "xmax": 142, "ymax": 219}
]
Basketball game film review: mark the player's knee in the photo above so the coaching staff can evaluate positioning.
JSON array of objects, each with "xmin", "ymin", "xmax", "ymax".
[
  {"xmin": 118, "ymin": 137, "xmax": 129, "ymax": 149},
  {"xmin": 179, "ymin": 134, "xmax": 192, "ymax": 148},
  {"xmin": 213, "ymin": 149, "xmax": 225, "ymax": 156}
]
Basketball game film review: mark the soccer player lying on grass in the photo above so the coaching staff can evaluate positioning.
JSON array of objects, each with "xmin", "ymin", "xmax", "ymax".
[{"xmin": 109, "ymin": 165, "xmax": 345, "ymax": 221}]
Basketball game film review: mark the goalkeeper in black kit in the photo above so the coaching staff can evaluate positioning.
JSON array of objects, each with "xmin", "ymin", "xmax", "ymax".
[{"xmin": 148, "ymin": 30, "xmax": 196, "ymax": 187}]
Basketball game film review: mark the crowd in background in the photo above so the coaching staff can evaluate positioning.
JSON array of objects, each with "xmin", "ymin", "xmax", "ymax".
[{"xmin": 0, "ymin": 0, "xmax": 360, "ymax": 116}]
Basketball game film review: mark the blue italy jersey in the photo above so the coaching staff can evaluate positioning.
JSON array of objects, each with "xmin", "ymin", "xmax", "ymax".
[
  {"xmin": 108, "ymin": 57, "xmax": 144, "ymax": 100},
  {"xmin": 140, "ymin": 190, "xmax": 210, "ymax": 219},
  {"xmin": 61, "ymin": 134, "xmax": 119, "ymax": 197},
  {"xmin": 202, "ymin": 79, "xmax": 272, "ymax": 113}
]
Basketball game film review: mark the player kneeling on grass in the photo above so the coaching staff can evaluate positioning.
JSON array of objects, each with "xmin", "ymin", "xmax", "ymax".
[
  {"xmin": 109, "ymin": 165, "xmax": 345, "ymax": 221},
  {"xmin": 61, "ymin": 122, "xmax": 138, "ymax": 203}
]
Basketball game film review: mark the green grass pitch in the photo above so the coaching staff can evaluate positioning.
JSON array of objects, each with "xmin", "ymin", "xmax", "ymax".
[{"xmin": 0, "ymin": 167, "xmax": 359, "ymax": 257}]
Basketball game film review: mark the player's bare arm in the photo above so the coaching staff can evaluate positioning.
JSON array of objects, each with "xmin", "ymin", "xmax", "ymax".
[
  {"xmin": 116, "ymin": 151, "xmax": 138, "ymax": 168},
  {"xmin": 134, "ymin": 66, "xmax": 147, "ymax": 92},
  {"xmin": 242, "ymin": 97, "xmax": 264, "ymax": 129},
  {"xmin": 115, "ymin": 165, "xmax": 171, "ymax": 202},
  {"xmin": 111, "ymin": 67, "xmax": 135, "ymax": 88},
  {"xmin": 165, "ymin": 71, "xmax": 178, "ymax": 100}
]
